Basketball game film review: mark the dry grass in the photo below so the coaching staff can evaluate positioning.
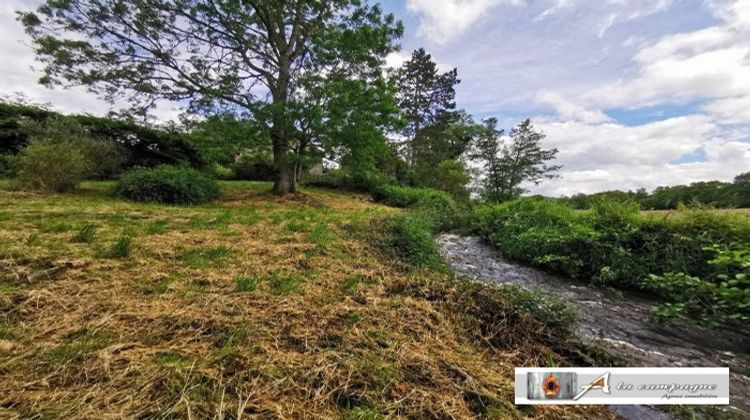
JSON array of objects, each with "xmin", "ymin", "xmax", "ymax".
[{"xmin": 0, "ymin": 181, "xmax": 611, "ymax": 419}]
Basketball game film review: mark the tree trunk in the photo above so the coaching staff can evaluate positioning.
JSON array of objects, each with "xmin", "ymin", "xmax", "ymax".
[
  {"xmin": 271, "ymin": 62, "xmax": 295, "ymax": 196},
  {"xmin": 272, "ymin": 123, "xmax": 295, "ymax": 195}
]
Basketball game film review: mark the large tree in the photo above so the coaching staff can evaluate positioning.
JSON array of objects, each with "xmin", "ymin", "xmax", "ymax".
[
  {"xmin": 18, "ymin": 0, "xmax": 402, "ymax": 195},
  {"xmin": 475, "ymin": 118, "xmax": 561, "ymax": 202},
  {"xmin": 396, "ymin": 48, "xmax": 459, "ymax": 165}
]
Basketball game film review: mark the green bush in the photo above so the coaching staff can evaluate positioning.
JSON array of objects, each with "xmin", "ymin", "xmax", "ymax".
[
  {"xmin": 16, "ymin": 140, "xmax": 91, "ymax": 192},
  {"xmin": 475, "ymin": 198, "xmax": 750, "ymax": 327},
  {"xmin": 372, "ymin": 185, "xmax": 452, "ymax": 208},
  {"xmin": 383, "ymin": 213, "xmax": 446, "ymax": 271},
  {"xmin": 233, "ymin": 151, "xmax": 275, "ymax": 181},
  {"xmin": 209, "ymin": 162, "xmax": 236, "ymax": 180},
  {"xmin": 646, "ymin": 245, "xmax": 749, "ymax": 327},
  {"xmin": 413, "ymin": 160, "xmax": 471, "ymax": 200},
  {"xmin": 25, "ymin": 118, "xmax": 129, "ymax": 179},
  {"xmin": 79, "ymin": 138, "xmax": 129, "ymax": 179},
  {"xmin": 116, "ymin": 166, "xmax": 220, "ymax": 205},
  {"xmin": 0, "ymin": 154, "xmax": 18, "ymax": 178}
]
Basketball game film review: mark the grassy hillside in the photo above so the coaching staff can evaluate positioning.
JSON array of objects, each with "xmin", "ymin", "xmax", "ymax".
[{"xmin": 0, "ymin": 181, "xmax": 608, "ymax": 418}]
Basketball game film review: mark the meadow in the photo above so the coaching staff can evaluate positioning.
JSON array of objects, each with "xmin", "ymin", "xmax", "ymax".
[{"xmin": 0, "ymin": 180, "xmax": 608, "ymax": 419}]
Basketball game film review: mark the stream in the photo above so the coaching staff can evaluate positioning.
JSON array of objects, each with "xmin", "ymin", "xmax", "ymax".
[{"xmin": 437, "ymin": 234, "xmax": 750, "ymax": 416}]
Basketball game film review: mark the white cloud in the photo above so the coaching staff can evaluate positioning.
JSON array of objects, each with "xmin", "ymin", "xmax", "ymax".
[
  {"xmin": 385, "ymin": 52, "xmax": 409, "ymax": 69},
  {"xmin": 530, "ymin": 114, "xmax": 750, "ymax": 196},
  {"xmin": 537, "ymin": 91, "xmax": 611, "ymax": 124},
  {"xmin": 704, "ymin": 95, "xmax": 750, "ymax": 124},
  {"xmin": 582, "ymin": 0, "xmax": 750, "ymax": 109},
  {"xmin": 406, "ymin": 0, "xmax": 524, "ymax": 43}
]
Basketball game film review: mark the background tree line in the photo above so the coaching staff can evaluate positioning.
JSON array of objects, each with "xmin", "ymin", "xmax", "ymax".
[{"xmin": 562, "ymin": 174, "xmax": 750, "ymax": 210}]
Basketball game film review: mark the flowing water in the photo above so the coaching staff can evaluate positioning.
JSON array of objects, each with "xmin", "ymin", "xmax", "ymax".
[{"xmin": 437, "ymin": 234, "xmax": 750, "ymax": 416}]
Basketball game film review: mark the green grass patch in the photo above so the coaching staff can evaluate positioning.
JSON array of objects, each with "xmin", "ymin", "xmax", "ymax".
[
  {"xmin": 145, "ymin": 219, "xmax": 170, "ymax": 235},
  {"xmin": 40, "ymin": 221, "xmax": 74, "ymax": 233},
  {"xmin": 100, "ymin": 235, "xmax": 133, "ymax": 259},
  {"xmin": 234, "ymin": 275, "xmax": 261, "ymax": 292},
  {"xmin": 71, "ymin": 224, "xmax": 97, "ymax": 243},
  {"xmin": 179, "ymin": 246, "xmax": 234, "ymax": 268},
  {"xmin": 44, "ymin": 329, "xmax": 117, "ymax": 366},
  {"xmin": 268, "ymin": 272, "xmax": 305, "ymax": 295}
]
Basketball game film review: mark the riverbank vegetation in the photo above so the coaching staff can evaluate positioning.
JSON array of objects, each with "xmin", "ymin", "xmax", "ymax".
[{"xmin": 474, "ymin": 199, "xmax": 750, "ymax": 328}]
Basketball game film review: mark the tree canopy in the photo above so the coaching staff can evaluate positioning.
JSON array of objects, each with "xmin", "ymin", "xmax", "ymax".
[
  {"xmin": 396, "ymin": 48, "xmax": 460, "ymax": 166},
  {"xmin": 19, "ymin": 0, "xmax": 403, "ymax": 195},
  {"xmin": 475, "ymin": 118, "xmax": 561, "ymax": 202}
]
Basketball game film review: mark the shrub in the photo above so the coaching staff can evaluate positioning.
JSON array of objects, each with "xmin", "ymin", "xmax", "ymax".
[
  {"xmin": 25, "ymin": 118, "xmax": 128, "ymax": 179},
  {"xmin": 413, "ymin": 160, "xmax": 471, "ymax": 200},
  {"xmin": 16, "ymin": 140, "xmax": 91, "ymax": 192},
  {"xmin": 78, "ymin": 138, "xmax": 129, "ymax": 179},
  {"xmin": 383, "ymin": 213, "xmax": 446, "ymax": 271},
  {"xmin": 372, "ymin": 185, "xmax": 450, "ymax": 208},
  {"xmin": 645, "ymin": 245, "xmax": 749, "ymax": 327},
  {"xmin": 0, "ymin": 154, "xmax": 18, "ymax": 178},
  {"xmin": 233, "ymin": 151, "xmax": 275, "ymax": 181},
  {"xmin": 304, "ymin": 168, "xmax": 387, "ymax": 193},
  {"xmin": 304, "ymin": 169, "xmax": 354, "ymax": 191},
  {"xmin": 116, "ymin": 166, "xmax": 220, "ymax": 205},
  {"xmin": 208, "ymin": 162, "xmax": 235, "ymax": 180}
]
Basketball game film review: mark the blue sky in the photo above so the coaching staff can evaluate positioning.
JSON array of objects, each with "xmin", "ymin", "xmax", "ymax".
[{"xmin": 1, "ymin": 0, "xmax": 749, "ymax": 195}]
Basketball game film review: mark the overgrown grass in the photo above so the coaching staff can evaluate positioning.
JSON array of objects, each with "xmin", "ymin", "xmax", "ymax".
[{"xmin": 0, "ymin": 181, "xmax": 610, "ymax": 419}]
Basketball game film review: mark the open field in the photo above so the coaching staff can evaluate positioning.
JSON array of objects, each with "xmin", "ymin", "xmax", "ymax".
[
  {"xmin": 0, "ymin": 181, "xmax": 607, "ymax": 418},
  {"xmin": 642, "ymin": 208, "xmax": 750, "ymax": 219}
]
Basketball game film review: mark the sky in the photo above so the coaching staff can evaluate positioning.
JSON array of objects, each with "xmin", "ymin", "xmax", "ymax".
[{"xmin": 1, "ymin": 0, "xmax": 749, "ymax": 196}]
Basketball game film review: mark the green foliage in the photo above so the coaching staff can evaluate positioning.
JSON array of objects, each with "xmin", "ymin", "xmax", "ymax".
[
  {"xmin": 476, "ymin": 198, "xmax": 750, "ymax": 327},
  {"xmin": 208, "ymin": 163, "xmax": 235, "ymax": 180},
  {"xmin": 71, "ymin": 224, "xmax": 97, "ymax": 243},
  {"xmin": 0, "ymin": 100, "xmax": 203, "ymax": 171},
  {"xmin": 474, "ymin": 118, "xmax": 561, "ymax": 202},
  {"xmin": 646, "ymin": 245, "xmax": 749, "ymax": 327},
  {"xmin": 20, "ymin": 0, "xmax": 403, "ymax": 195},
  {"xmin": 234, "ymin": 276, "xmax": 261, "ymax": 293},
  {"xmin": 412, "ymin": 159, "xmax": 471, "ymax": 199},
  {"xmin": 372, "ymin": 185, "xmax": 452, "ymax": 208},
  {"xmin": 17, "ymin": 139, "xmax": 90, "ymax": 192},
  {"xmin": 26, "ymin": 118, "xmax": 130, "ymax": 180},
  {"xmin": 588, "ymin": 198, "xmax": 641, "ymax": 230},
  {"xmin": 0, "ymin": 154, "xmax": 18, "ymax": 178},
  {"xmin": 105, "ymin": 236, "xmax": 133, "ymax": 259},
  {"xmin": 184, "ymin": 114, "xmax": 268, "ymax": 165},
  {"xmin": 116, "ymin": 166, "xmax": 220, "ymax": 205},
  {"xmin": 383, "ymin": 213, "xmax": 446, "ymax": 271},
  {"xmin": 458, "ymin": 284, "xmax": 577, "ymax": 345},
  {"xmin": 233, "ymin": 151, "xmax": 275, "ymax": 181},
  {"xmin": 565, "ymin": 173, "xmax": 750, "ymax": 210},
  {"xmin": 396, "ymin": 48, "xmax": 460, "ymax": 165}
]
